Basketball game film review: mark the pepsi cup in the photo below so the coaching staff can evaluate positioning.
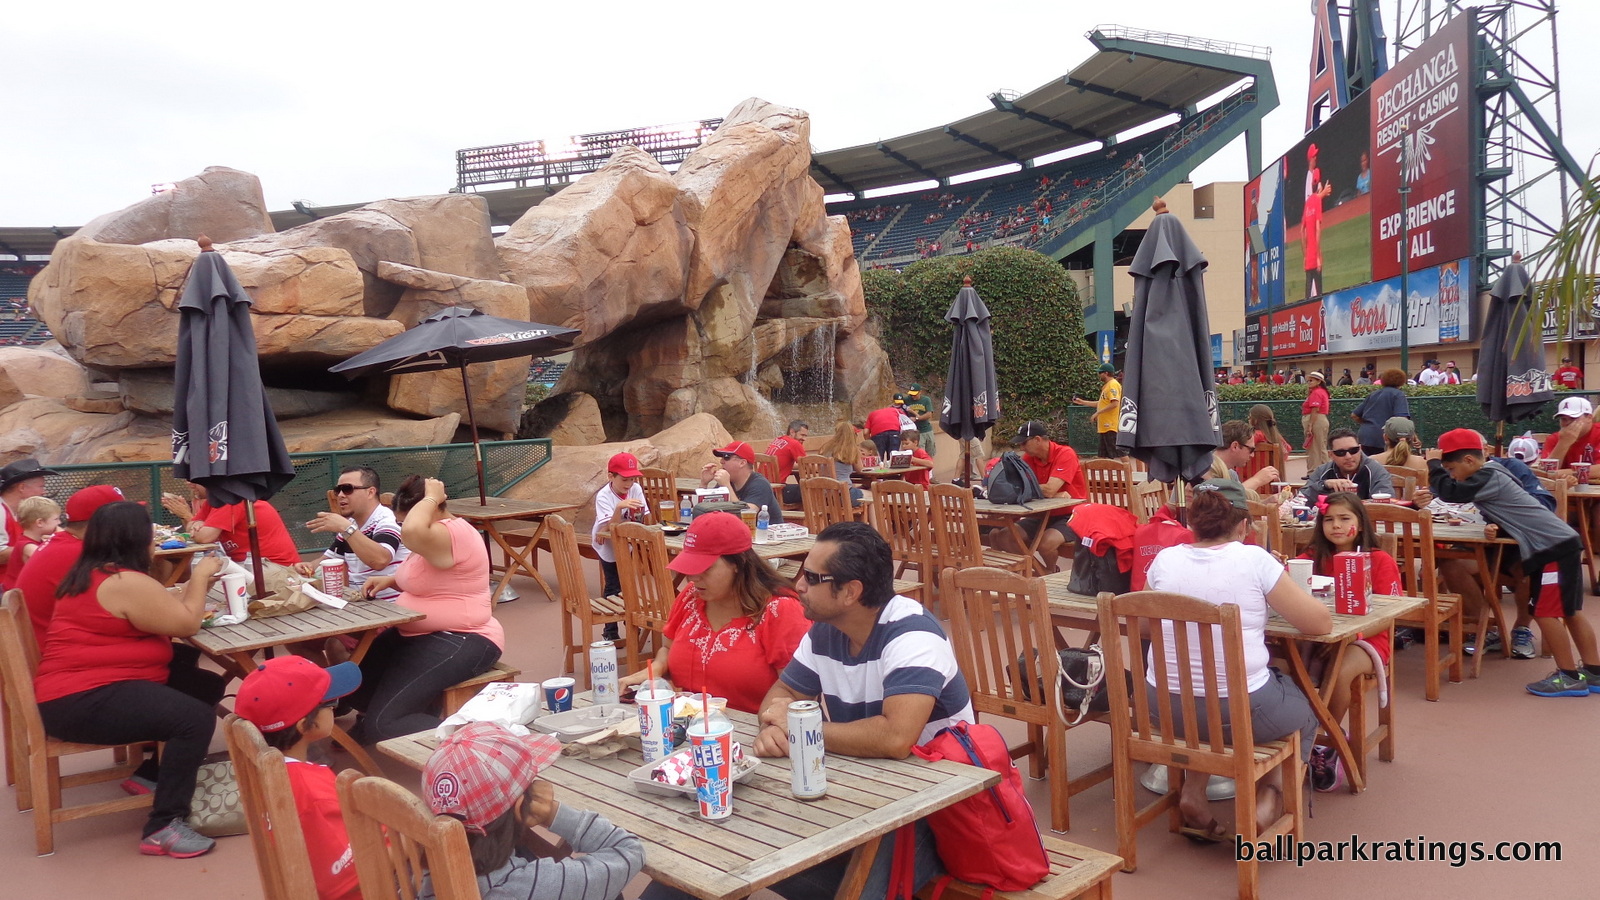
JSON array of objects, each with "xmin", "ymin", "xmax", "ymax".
[{"xmin": 541, "ymin": 676, "xmax": 575, "ymax": 714}]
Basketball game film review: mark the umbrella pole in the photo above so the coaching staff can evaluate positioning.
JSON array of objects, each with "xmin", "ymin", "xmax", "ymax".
[
  {"xmin": 244, "ymin": 500, "xmax": 267, "ymax": 599},
  {"xmin": 1494, "ymin": 421, "xmax": 1505, "ymax": 457},
  {"xmin": 459, "ymin": 365, "xmax": 488, "ymax": 504}
]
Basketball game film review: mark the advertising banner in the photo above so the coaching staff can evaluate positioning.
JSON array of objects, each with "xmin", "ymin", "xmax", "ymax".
[
  {"xmin": 1368, "ymin": 14, "xmax": 1475, "ymax": 281},
  {"xmin": 1246, "ymin": 299, "xmax": 1326, "ymax": 361},
  {"xmin": 1245, "ymin": 159, "xmax": 1286, "ymax": 314},
  {"xmin": 1322, "ymin": 257, "xmax": 1473, "ymax": 353}
]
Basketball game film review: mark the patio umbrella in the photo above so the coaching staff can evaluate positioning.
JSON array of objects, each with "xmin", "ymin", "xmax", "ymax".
[
  {"xmin": 1116, "ymin": 199, "xmax": 1220, "ymax": 485},
  {"xmin": 1477, "ymin": 254, "xmax": 1553, "ymax": 435},
  {"xmin": 330, "ymin": 306, "xmax": 579, "ymax": 502},
  {"xmin": 171, "ymin": 237, "xmax": 296, "ymax": 598},
  {"xmin": 940, "ymin": 276, "xmax": 1000, "ymax": 487}
]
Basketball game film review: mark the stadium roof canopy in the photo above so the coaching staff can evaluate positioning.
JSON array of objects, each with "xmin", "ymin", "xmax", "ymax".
[{"xmin": 811, "ymin": 26, "xmax": 1270, "ymax": 197}]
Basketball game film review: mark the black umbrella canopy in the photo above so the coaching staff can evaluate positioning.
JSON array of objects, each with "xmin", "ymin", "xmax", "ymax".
[
  {"xmin": 329, "ymin": 307, "xmax": 579, "ymax": 378},
  {"xmin": 1116, "ymin": 202, "xmax": 1220, "ymax": 484},
  {"xmin": 940, "ymin": 278, "xmax": 1000, "ymax": 486},
  {"xmin": 171, "ymin": 244, "xmax": 295, "ymax": 507},
  {"xmin": 1478, "ymin": 257, "xmax": 1554, "ymax": 425}
]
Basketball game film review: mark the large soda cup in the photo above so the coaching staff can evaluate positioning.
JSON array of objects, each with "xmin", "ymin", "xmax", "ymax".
[
  {"xmin": 320, "ymin": 558, "xmax": 348, "ymax": 595},
  {"xmin": 688, "ymin": 713, "xmax": 735, "ymax": 820},
  {"xmin": 637, "ymin": 689, "xmax": 675, "ymax": 764},
  {"xmin": 1333, "ymin": 551, "xmax": 1371, "ymax": 615}
]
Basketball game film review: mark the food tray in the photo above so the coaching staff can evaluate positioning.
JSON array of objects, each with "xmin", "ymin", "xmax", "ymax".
[
  {"xmin": 626, "ymin": 747, "xmax": 761, "ymax": 796},
  {"xmin": 531, "ymin": 706, "xmax": 633, "ymax": 741}
]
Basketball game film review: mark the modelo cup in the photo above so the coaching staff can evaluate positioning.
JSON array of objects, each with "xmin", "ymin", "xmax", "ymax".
[
  {"xmin": 637, "ymin": 688, "xmax": 675, "ymax": 764},
  {"xmin": 220, "ymin": 573, "xmax": 251, "ymax": 621},
  {"xmin": 1332, "ymin": 551, "xmax": 1371, "ymax": 615},
  {"xmin": 688, "ymin": 710, "xmax": 735, "ymax": 820}
]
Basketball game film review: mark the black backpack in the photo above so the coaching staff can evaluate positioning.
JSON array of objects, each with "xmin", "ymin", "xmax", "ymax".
[{"xmin": 984, "ymin": 451, "xmax": 1045, "ymax": 507}]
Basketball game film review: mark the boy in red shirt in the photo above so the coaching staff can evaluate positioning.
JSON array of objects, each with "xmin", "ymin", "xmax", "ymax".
[
  {"xmin": 235, "ymin": 657, "xmax": 364, "ymax": 900},
  {"xmin": 896, "ymin": 430, "xmax": 934, "ymax": 487}
]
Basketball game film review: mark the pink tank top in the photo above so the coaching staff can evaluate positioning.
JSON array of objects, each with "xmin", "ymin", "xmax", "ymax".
[{"xmin": 394, "ymin": 516, "xmax": 503, "ymax": 649}]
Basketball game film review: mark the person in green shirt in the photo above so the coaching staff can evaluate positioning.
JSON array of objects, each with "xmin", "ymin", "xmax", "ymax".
[{"xmin": 904, "ymin": 384, "xmax": 936, "ymax": 456}]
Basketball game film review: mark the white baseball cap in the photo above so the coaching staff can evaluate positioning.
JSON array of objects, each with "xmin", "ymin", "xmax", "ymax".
[{"xmin": 1556, "ymin": 396, "xmax": 1593, "ymax": 419}]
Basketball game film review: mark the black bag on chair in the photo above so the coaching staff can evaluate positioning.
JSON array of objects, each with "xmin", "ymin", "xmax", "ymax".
[
  {"xmin": 1015, "ymin": 646, "xmax": 1110, "ymax": 726},
  {"xmin": 1061, "ymin": 522, "xmax": 1131, "ymax": 596}
]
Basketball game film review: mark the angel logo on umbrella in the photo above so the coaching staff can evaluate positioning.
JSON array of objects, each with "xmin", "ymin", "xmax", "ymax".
[{"xmin": 207, "ymin": 421, "xmax": 229, "ymax": 464}]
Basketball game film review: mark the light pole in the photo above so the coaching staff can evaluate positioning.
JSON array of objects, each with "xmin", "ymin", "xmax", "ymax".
[{"xmin": 1398, "ymin": 125, "xmax": 1411, "ymax": 375}]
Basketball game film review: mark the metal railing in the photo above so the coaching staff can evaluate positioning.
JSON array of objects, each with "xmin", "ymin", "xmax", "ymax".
[
  {"xmin": 38, "ymin": 439, "xmax": 553, "ymax": 553},
  {"xmin": 1088, "ymin": 25, "xmax": 1272, "ymax": 60}
]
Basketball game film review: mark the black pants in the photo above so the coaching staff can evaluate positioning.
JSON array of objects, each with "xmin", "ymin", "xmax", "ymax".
[
  {"xmin": 1098, "ymin": 431, "xmax": 1125, "ymax": 458},
  {"xmin": 872, "ymin": 430, "xmax": 900, "ymax": 459},
  {"xmin": 347, "ymin": 628, "xmax": 501, "ymax": 742},
  {"xmin": 38, "ymin": 649, "xmax": 225, "ymax": 837}
]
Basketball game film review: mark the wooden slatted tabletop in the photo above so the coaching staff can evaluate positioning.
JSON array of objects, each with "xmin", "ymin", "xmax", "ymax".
[
  {"xmin": 379, "ymin": 700, "xmax": 997, "ymax": 900},
  {"xmin": 662, "ymin": 529, "xmax": 816, "ymax": 562},
  {"xmin": 188, "ymin": 600, "xmax": 424, "ymax": 660}
]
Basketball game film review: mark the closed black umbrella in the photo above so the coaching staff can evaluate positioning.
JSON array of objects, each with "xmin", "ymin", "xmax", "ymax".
[
  {"xmin": 1478, "ymin": 255, "xmax": 1553, "ymax": 429},
  {"xmin": 172, "ymin": 237, "xmax": 296, "ymax": 597},
  {"xmin": 330, "ymin": 307, "xmax": 579, "ymax": 502},
  {"xmin": 1116, "ymin": 200, "xmax": 1220, "ymax": 484},
  {"xmin": 940, "ymin": 276, "xmax": 1000, "ymax": 487}
]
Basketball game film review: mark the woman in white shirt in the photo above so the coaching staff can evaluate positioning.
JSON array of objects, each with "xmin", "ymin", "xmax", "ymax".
[{"xmin": 1144, "ymin": 480, "xmax": 1331, "ymax": 841}]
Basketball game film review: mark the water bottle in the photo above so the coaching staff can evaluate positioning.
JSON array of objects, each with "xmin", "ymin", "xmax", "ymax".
[
  {"xmin": 756, "ymin": 505, "xmax": 770, "ymax": 543},
  {"xmin": 680, "ymin": 495, "xmax": 694, "ymax": 524}
]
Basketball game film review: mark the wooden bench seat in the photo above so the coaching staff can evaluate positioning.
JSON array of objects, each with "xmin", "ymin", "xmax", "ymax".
[
  {"xmin": 916, "ymin": 835, "xmax": 1120, "ymax": 900},
  {"xmin": 441, "ymin": 661, "xmax": 522, "ymax": 718}
]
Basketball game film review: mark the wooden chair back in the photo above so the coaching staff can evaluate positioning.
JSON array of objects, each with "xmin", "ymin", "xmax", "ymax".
[
  {"xmin": 614, "ymin": 522, "xmax": 677, "ymax": 667},
  {"xmin": 1537, "ymin": 474, "xmax": 1569, "ymax": 520},
  {"xmin": 1246, "ymin": 499, "xmax": 1283, "ymax": 556},
  {"xmin": 869, "ymin": 480, "xmax": 935, "ymax": 585},
  {"xmin": 336, "ymin": 769, "xmax": 479, "ymax": 900},
  {"xmin": 800, "ymin": 477, "xmax": 854, "ymax": 534},
  {"xmin": 1364, "ymin": 503, "xmax": 1438, "ymax": 598},
  {"xmin": 942, "ymin": 566, "xmax": 1057, "ymax": 722},
  {"xmin": 1081, "ymin": 458, "xmax": 1136, "ymax": 510},
  {"xmin": 1381, "ymin": 465, "xmax": 1420, "ymax": 502},
  {"xmin": 797, "ymin": 455, "xmax": 833, "ymax": 481},
  {"xmin": 753, "ymin": 452, "xmax": 781, "ymax": 484},
  {"xmin": 929, "ymin": 483, "xmax": 985, "ymax": 570},
  {"xmin": 638, "ymin": 468, "xmax": 676, "ymax": 521},
  {"xmin": 223, "ymin": 716, "xmax": 317, "ymax": 900},
  {"xmin": 1239, "ymin": 439, "xmax": 1284, "ymax": 481},
  {"xmin": 1131, "ymin": 480, "xmax": 1167, "ymax": 524},
  {"xmin": 546, "ymin": 514, "xmax": 624, "ymax": 680}
]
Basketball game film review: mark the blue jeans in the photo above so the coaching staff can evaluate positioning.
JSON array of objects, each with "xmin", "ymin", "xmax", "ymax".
[{"xmin": 347, "ymin": 628, "xmax": 501, "ymax": 742}]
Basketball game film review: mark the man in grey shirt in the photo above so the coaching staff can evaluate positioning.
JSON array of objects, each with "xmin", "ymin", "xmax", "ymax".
[{"xmin": 1301, "ymin": 429, "xmax": 1394, "ymax": 501}]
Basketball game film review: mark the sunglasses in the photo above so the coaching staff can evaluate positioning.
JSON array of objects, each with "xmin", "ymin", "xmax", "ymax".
[
  {"xmin": 333, "ymin": 483, "xmax": 372, "ymax": 495},
  {"xmin": 1330, "ymin": 447, "xmax": 1362, "ymax": 457},
  {"xmin": 797, "ymin": 568, "xmax": 839, "ymax": 587}
]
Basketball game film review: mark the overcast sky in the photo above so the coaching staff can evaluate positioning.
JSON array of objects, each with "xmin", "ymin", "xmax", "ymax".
[{"xmin": 5, "ymin": 0, "xmax": 1596, "ymax": 227}]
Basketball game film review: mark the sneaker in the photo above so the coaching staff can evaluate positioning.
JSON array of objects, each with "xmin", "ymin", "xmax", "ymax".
[
  {"xmin": 601, "ymin": 623, "xmax": 620, "ymax": 642},
  {"xmin": 1309, "ymin": 746, "xmax": 1336, "ymax": 792},
  {"xmin": 1511, "ymin": 627, "xmax": 1537, "ymax": 659},
  {"xmin": 1394, "ymin": 627, "xmax": 1422, "ymax": 650},
  {"xmin": 139, "ymin": 820, "xmax": 216, "ymax": 858},
  {"xmin": 1464, "ymin": 628, "xmax": 1502, "ymax": 656},
  {"xmin": 1526, "ymin": 670, "xmax": 1591, "ymax": 698},
  {"xmin": 120, "ymin": 775, "xmax": 156, "ymax": 796}
]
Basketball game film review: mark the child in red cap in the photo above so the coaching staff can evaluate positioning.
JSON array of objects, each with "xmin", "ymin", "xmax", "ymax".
[
  {"xmin": 592, "ymin": 452, "xmax": 647, "ymax": 640},
  {"xmin": 236, "ymin": 657, "xmax": 364, "ymax": 899},
  {"xmin": 421, "ymin": 722, "xmax": 643, "ymax": 898}
]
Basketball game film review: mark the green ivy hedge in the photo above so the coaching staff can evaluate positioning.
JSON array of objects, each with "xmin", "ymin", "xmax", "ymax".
[{"xmin": 861, "ymin": 248, "xmax": 1101, "ymax": 432}]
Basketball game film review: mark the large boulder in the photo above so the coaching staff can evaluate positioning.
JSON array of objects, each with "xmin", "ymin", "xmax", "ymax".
[
  {"xmin": 520, "ymin": 391, "xmax": 606, "ymax": 446},
  {"xmin": 496, "ymin": 146, "xmax": 692, "ymax": 344},
  {"xmin": 117, "ymin": 370, "xmax": 350, "ymax": 420},
  {"xmin": 0, "ymin": 345, "xmax": 92, "ymax": 401},
  {"xmin": 0, "ymin": 398, "xmax": 138, "ymax": 464},
  {"xmin": 74, "ymin": 166, "xmax": 274, "ymax": 246},
  {"xmin": 503, "ymin": 413, "xmax": 732, "ymax": 515},
  {"xmin": 276, "ymin": 406, "xmax": 463, "ymax": 453}
]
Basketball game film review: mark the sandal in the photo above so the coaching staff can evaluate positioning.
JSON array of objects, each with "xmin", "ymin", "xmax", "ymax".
[{"xmin": 1179, "ymin": 817, "xmax": 1228, "ymax": 844}]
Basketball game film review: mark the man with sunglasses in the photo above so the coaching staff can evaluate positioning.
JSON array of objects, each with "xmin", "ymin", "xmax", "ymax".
[
  {"xmin": 1204, "ymin": 420, "xmax": 1279, "ymax": 500},
  {"xmin": 1300, "ymin": 428, "xmax": 1393, "ymax": 502},
  {"xmin": 296, "ymin": 466, "xmax": 407, "ymax": 600}
]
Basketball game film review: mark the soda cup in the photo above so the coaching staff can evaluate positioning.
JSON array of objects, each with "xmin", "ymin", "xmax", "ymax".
[
  {"xmin": 1332, "ymin": 551, "xmax": 1371, "ymax": 615},
  {"xmin": 1575, "ymin": 462, "xmax": 1591, "ymax": 486},
  {"xmin": 688, "ymin": 714, "xmax": 735, "ymax": 820},
  {"xmin": 541, "ymin": 677, "xmax": 575, "ymax": 714},
  {"xmin": 1540, "ymin": 458, "xmax": 1559, "ymax": 473},
  {"xmin": 1286, "ymin": 559, "xmax": 1314, "ymax": 594},
  {"xmin": 660, "ymin": 499, "xmax": 678, "ymax": 524},
  {"xmin": 786, "ymin": 701, "xmax": 827, "ymax": 800},
  {"xmin": 637, "ymin": 689, "xmax": 676, "ymax": 764},
  {"xmin": 220, "ymin": 573, "xmax": 250, "ymax": 621},
  {"xmin": 320, "ymin": 557, "xmax": 348, "ymax": 595},
  {"xmin": 589, "ymin": 641, "xmax": 619, "ymax": 709}
]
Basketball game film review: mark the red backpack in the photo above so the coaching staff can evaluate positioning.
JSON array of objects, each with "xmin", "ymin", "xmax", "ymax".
[
  {"xmin": 909, "ymin": 721, "xmax": 1049, "ymax": 893},
  {"xmin": 1131, "ymin": 505, "xmax": 1194, "ymax": 591}
]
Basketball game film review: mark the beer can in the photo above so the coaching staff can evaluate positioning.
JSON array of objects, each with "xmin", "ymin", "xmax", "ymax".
[
  {"xmin": 541, "ymin": 676, "xmax": 575, "ymax": 713},
  {"xmin": 589, "ymin": 641, "xmax": 619, "ymax": 707},
  {"xmin": 1332, "ymin": 551, "xmax": 1371, "ymax": 615},
  {"xmin": 688, "ymin": 716, "xmax": 735, "ymax": 819},
  {"xmin": 637, "ymin": 688, "xmax": 675, "ymax": 764},
  {"xmin": 320, "ymin": 557, "xmax": 348, "ymax": 595},
  {"xmin": 786, "ymin": 701, "xmax": 827, "ymax": 799}
]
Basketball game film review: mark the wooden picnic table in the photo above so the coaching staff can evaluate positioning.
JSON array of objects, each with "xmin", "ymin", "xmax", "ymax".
[
  {"xmin": 973, "ymin": 496, "xmax": 1083, "ymax": 576},
  {"xmin": 1040, "ymin": 573, "xmax": 1425, "ymax": 794},
  {"xmin": 662, "ymin": 528, "xmax": 816, "ymax": 563},
  {"xmin": 452, "ymin": 497, "xmax": 580, "ymax": 603},
  {"xmin": 188, "ymin": 600, "xmax": 424, "ymax": 773},
  {"xmin": 378, "ymin": 695, "xmax": 998, "ymax": 900},
  {"xmin": 1563, "ymin": 484, "xmax": 1600, "ymax": 592},
  {"xmin": 150, "ymin": 542, "xmax": 222, "ymax": 586},
  {"xmin": 849, "ymin": 466, "xmax": 923, "ymax": 486}
]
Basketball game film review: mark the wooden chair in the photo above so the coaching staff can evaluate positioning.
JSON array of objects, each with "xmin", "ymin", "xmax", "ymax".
[
  {"xmin": 1239, "ymin": 440, "xmax": 1284, "ymax": 483},
  {"xmin": 942, "ymin": 567, "xmax": 1110, "ymax": 833},
  {"xmin": 547, "ymin": 515, "xmax": 626, "ymax": 684},
  {"xmin": 1131, "ymin": 480, "xmax": 1167, "ymax": 525},
  {"xmin": 797, "ymin": 454, "xmax": 833, "ymax": 481},
  {"xmin": 869, "ymin": 480, "xmax": 936, "ymax": 589},
  {"xmin": 800, "ymin": 477, "xmax": 855, "ymax": 533},
  {"xmin": 1081, "ymin": 458, "xmax": 1136, "ymax": 511},
  {"xmin": 1246, "ymin": 500, "xmax": 1283, "ymax": 557},
  {"xmin": 1366, "ymin": 503, "xmax": 1463, "ymax": 700},
  {"xmin": 223, "ymin": 715, "xmax": 318, "ymax": 900},
  {"xmin": 917, "ymin": 834, "xmax": 1121, "ymax": 900},
  {"xmin": 336, "ymin": 770, "xmax": 479, "ymax": 900},
  {"xmin": 1536, "ymin": 474, "xmax": 1569, "ymax": 521},
  {"xmin": 614, "ymin": 522, "xmax": 677, "ymax": 673},
  {"xmin": 638, "ymin": 468, "xmax": 676, "ymax": 522},
  {"xmin": 1381, "ymin": 465, "xmax": 1421, "ymax": 502},
  {"xmin": 1096, "ymin": 590, "xmax": 1304, "ymax": 896},
  {"xmin": 0, "ymin": 590, "xmax": 151, "ymax": 854},
  {"xmin": 753, "ymin": 452, "xmax": 781, "ymax": 484},
  {"xmin": 928, "ymin": 483, "xmax": 1029, "ymax": 573}
]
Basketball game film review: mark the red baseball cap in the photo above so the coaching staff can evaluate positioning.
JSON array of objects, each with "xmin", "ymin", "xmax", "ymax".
[
  {"xmin": 668, "ymin": 511, "xmax": 751, "ymax": 575},
  {"xmin": 424, "ymin": 722, "xmax": 561, "ymax": 834},
  {"xmin": 235, "ymin": 657, "xmax": 362, "ymax": 733},
  {"xmin": 65, "ymin": 484, "xmax": 128, "ymax": 522},
  {"xmin": 608, "ymin": 452, "xmax": 643, "ymax": 478},
  {"xmin": 1437, "ymin": 428, "xmax": 1485, "ymax": 455},
  {"xmin": 711, "ymin": 441, "xmax": 755, "ymax": 464}
]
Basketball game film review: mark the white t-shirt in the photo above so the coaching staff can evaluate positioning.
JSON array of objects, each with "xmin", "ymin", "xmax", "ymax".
[
  {"xmin": 1418, "ymin": 368, "xmax": 1447, "ymax": 385},
  {"xmin": 591, "ymin": 484, "xmax": 647, "ymax": 564},
  {"xmin": 321, "ymin": 504, "xmax": 408, "ymax": 600},
  {"xmin": 1144, "ymin": 541, "xmax": 1286, "ymax": 696}
]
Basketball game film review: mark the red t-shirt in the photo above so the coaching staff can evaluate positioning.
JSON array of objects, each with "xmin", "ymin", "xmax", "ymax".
[
  {"xmin": 1023, "ymin": 442, "xmax": 1087, "ymax": 515},
  {"xmin": 865, "ymin": 407, "xmax": 902, "ymax": 435},
  {"xmin": 1302, "ymin": 385, "xmax": 1331, "ymax": 415},
  {"xmin": 0, "ymin": 502, "xmax": 21, "ymax": 591},
  {"xmin": 196, "ymin": 500, "xmax": 300, "ymax": 565},
  {"xmin": 35, "ymin": 569, "xmax": 174, "ymax": 703},
  {"xmin": 663, "ymin": 585, "xmax": 811, "ymax": 714},
  {"xmin": 765, "ymin": 435, "xmax": 805, "ymax": 483},
  {"xmin": 1298, "ymin": 550, "xmax": 1401, "ymax": 664},
  {"xmin": 3, "ymin": 535, "xmax": 42, "ymax": 595},
  {"xmin": 902, "ymin": 448, "xmax": 933, "ymax": 486},
  {"xmin": 1272, "ymin": 373, "xmax": 1287, "ymax": 385},
  {"xmin": 285, "ymin": 760, "xmax": 361, "ymax": 900},
  {"xmin": 1554, "ymin": 366, "xmax": 1582, "ymax": 389},
  {"xmin": 1541, "ymin": 425, "xmax": 1600, "ymax": 467},
  {"xmin": 16, "ymin": 530, "xmax": 83, "ymax": 650}
]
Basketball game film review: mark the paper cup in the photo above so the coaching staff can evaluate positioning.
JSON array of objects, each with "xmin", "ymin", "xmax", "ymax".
[
  {"xmin": 220, "ymin": 573, "xmax": 250, "ymax": 621},
  {"xmin": 637, "ymin": 689, "xmax": 676, "ymax": 764},
  {"xmin": 1287, "ymin": 559, "xmax": 1314, "ymax": 593},
  {"xmin": 541, "ymin": 677, "xmax": 575, "ymax": 713}
]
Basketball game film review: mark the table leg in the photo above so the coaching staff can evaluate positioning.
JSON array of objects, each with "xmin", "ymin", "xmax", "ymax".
[
  {"xmin": 485, "ymin": 522, "xmax": 560, "ymax": 602},
  {"xmin": 1575, "ymin": 495, "xmax": 1600, "ymax": 593},
  {"xmin": 832, "ymin": 834, "xmax": 883, "ymax": 900},
  {"xmin": 1281, "ymin": 638, "xmax": 1366, "ymax": 792},
  {"xmin": 330, "ymin": 723, "xmax": 382, "ymax": 774}
]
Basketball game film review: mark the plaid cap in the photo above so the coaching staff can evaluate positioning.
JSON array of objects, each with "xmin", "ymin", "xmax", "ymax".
[{"xmin": 424, "ymin": 722, "xmax": 562, "ymax": 834}]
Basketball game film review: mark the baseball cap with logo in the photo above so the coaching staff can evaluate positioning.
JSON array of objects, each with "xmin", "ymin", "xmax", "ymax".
[
  {"xmin": 235, "ymin": 657, "xmax": 362, "ymax": 733},
  {"xmin": 1556, "ymin": 396, "xmax": 1593, "ymax": 419},
  {"xmin": 1438, "ymin": 428, "xmax": 1486, "ymax": 456},
  {"xmin": 607, "ymin": 452, "xmax": 643, "ymax": 478},
  {"xmin": 1014, "ymin": 420, "xmax": 1051, "ymax": 443},
  {"xmin": 1193, "ymin": 479, "xmax": 1250, "ymax": 510},
  {"xmin": 711, "ymin": 441, "xmax": 755, "ymax": 464},
  {"xmin": 65, "ymin": 485, "xmax": 129, "ymax": 522},
  {"xmin": 424, "ymin": 722, "xmax": 561, "ymax": 834},
  {"xmin": 667, "ymin": 511, "xmax": 752, "ymax": 575}
]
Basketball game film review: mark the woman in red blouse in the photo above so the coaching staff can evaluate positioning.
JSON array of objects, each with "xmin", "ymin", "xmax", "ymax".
[
  {"xmin": 618, "ymin": 513, "xmax": 809, "ymax": 713},
  {"xmin": 1302, "ymin": 371, "xmax": 1332, "ymax": 469}
]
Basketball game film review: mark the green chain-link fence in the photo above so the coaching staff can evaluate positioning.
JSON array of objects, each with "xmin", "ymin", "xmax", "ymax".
[{"xmin": 37, "ymin": 439, "xmax": 552, "ymax": 553}]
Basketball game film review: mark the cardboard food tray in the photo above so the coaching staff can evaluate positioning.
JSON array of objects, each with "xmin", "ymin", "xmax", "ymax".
[
  {"xmin": 626, "ymin": 749, "xmax": 761, "ymax": 796},
  {"xmin": 531, "ymin": 706, "xmax": 634, "ymax": 741}
]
